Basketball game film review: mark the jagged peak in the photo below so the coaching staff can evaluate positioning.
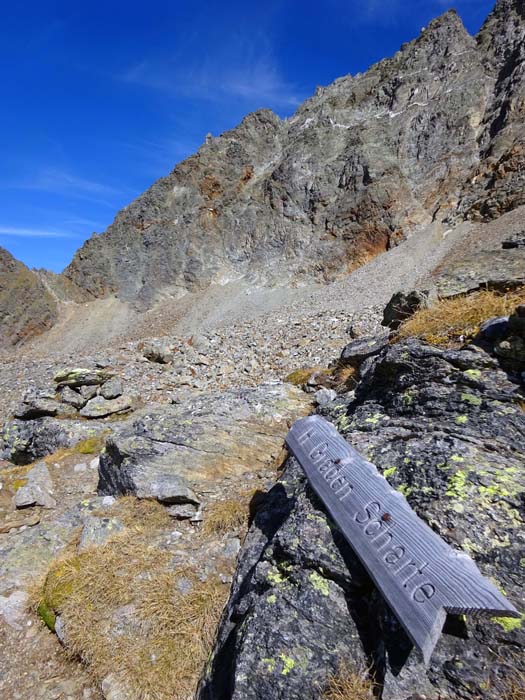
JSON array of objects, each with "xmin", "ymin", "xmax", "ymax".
[{"xmin": 415, "ymin": 9, "xmax": 470, "ymax": 45}]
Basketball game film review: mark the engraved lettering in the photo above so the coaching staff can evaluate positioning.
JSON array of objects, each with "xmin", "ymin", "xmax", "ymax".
[
  {"xmin": 298, "ymin": 429, "xmax": 315, "ymax": 446},
  {"xmin": 413, "ymin": 583, "xmax": 436, "ymax": 603},
  {"xmin": 310, "ymin": 442, "xmax": 329, "ymax": 462},
  {"xmin": 385, "ymin": 545, "xmax": 405, "ymax": 565},
  {"xmin": 355, "ymin": 501, "xmax": 381, "ymax": 524}
]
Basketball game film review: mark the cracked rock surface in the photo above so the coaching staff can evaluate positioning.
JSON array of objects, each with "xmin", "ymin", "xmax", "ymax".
[{"xmin": 200, "ymin": 337, "xmax": 525, "ymax": 700}]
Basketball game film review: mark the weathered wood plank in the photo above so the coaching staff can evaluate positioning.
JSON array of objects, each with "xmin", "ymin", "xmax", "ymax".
[{"xmin": 285, "ymin": 415, "xmax": 520, "ymax": 664}]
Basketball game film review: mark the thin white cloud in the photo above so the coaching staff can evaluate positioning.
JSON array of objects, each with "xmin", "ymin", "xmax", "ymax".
[
  {"xmin": 0, "ymin": 225, "xmax": 79, "ymax": 238},
  {"xmin": 121, "ymin": 33, "xmax": 303, "ymax": 109},
  {"xmin": 8, "ymin": 168, "xmax": 126, "ymax": 207}
]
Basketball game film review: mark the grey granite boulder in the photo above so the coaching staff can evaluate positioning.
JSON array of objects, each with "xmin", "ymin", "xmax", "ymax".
[
  {"xmin": 200, "ymin": 338, "xmax": 525, "ymax": 700},
  {"xmin": 14, "ymin": 462, "xmax": 56, "ymax": 509},
  {"xmin": 142, "ymin": 340, "xmax": 174, "ymax": 364},
  {"xmin": 382, "ymin": 290, "xmax": 431, "ymax": 331},
  {"xmin": 14, "ymin": 390, "xmax": 76, "ymax": 420},
  {"xmin": 339, "ymin": 335, "xmax": 389, "ymax": 367},
  {"xmin": 54, "ymin": 368, "xmax": 113, "ymax": 388},
  {"xmin": 100, "ymin": 378, "xmax": 123, "ymax": 400},
  {"xmin": 0, "ymin": 417, "xmax": 107, "ymax": 465},
  {"xmin": 98, "ymin": 383, "xmax": 311, "ymax": 503},
  {"xmin": 79, "ymin": 395, "xmax": 132, "ymax": 419}
]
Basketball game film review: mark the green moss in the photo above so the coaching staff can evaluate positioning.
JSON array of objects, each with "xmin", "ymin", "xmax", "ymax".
[
  {"xmin": 284, "ymin": 367, "xmax": 331, "ymax": 386},
  {"xmin": 402, "ymin": 391, "xmax": 414, "ymax": 406},
  {"xmin": 267, "ymin": 594, "xmax": 277, "ymax": 604},
  {"xmin": 460, "ymin": 393, "xmax": 482, "ymax": 406},
  {"xmin": 446, "ymin": 470, "xmax": 468, "ymax": 500},
  {"xmin": 450, "ymin": 455, "xmax": 465, "ymax": 463},
  {"xmin": 37, "ymin": 600, "xmax": 56, "ymax": 631},
  {"xmin": 262, "ymin": 658, "xmax": 276, "ymax": 673},
  {"xmin": 383, "ymin": 467, "xmax": 397, "ymax": 479},
  {"xmin": 464, "ymin": 369, "xmax": 481, "ymax": 379},
  {"xmin": 279, "ymin": 653, "xmax": 295, "ymax": 676},
  {"xmin": 336, "ymin": 415, "xmax": 350, "ymax": 431},
  {"xmin": 267, "ymin": 569, "xmax": 286, "ymax": 585},
  {"xmin": 455, "ymin": 415, "xmax": 469, "ymax": 425},
  {"xmin": 365, "ymin": 413, "xmax": 383, "ymax": 425},
  {"xmin": 397, "ymin": 484, "xmax": 412, "ymax": 497},
  {"xmin": 493, "ymin": 614, "xmax": 524, "ymax": 633},
  {"xmin": 309, "ymin": 571, "xmax": 330, "ymax": 596},
  {"xmin": 42, "ymin": 556, "xmax": 81, "ymax": 612},
  {"xmin": 12, "ymin": 478, "xmax": 28, "ymax": 491},
  {"xmin": 76, "ymin": 436, "xmax": 103, "ymax": 454}
]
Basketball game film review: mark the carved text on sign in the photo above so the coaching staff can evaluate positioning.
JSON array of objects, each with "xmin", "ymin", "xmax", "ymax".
[{"xmin": 286, "ymin": 415, "xmax": 520, "ymax": 663}]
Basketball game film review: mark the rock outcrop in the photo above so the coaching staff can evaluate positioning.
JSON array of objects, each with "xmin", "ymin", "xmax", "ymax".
[
  {"xmin": 62, "ymin": 0, "xmax": 525, "ymax": 307},
  {"xmin": 0, "ymin": 247, "xmax": 58, "ymax": 346},
  {"xmin": 98, "ymin": 383, "xmax": 311, "ymax": 504},
  {"xmin": 200, "ymin": 337, "xmax": 525, "ymax": 700}
]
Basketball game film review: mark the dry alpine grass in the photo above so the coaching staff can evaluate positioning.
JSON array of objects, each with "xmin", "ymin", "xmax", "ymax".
[
  {"xmin": 323, "ymin": 662, "xmax": 375, "ymax": 700},
  {"xmin": 395, "ymin": 287, "xmax": 524, "ymax": 346},
  {"xmin": 502, "ymin": 659, "xmax": 525, "ymax": 700},
  {"xmin": 35, "ymin": 500, "xmax": 232, "ymax": 700},
  {"xmin": 202, "ymin": 490, "xmax": 256, "ymax": 536}
]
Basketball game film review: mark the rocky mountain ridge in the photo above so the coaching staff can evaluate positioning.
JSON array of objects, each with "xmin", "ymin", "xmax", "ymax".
[
  {"xmin": 59, "ymin": 0, "xmax": 524, "ymax": 308},
  {"xmin": 0, "ymin": 247, "xmax": 58, "ymax": 346}
]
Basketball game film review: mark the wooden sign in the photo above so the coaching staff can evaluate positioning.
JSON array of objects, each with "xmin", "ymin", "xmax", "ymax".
[{"xmin": 285, "ymin": 415, "xmax": 520, "ymax": 664}]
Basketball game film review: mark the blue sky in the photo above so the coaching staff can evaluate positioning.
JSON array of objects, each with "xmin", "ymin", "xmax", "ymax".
[{"xmin": 0, "ymin": 0, "xmax": 495, "ymax": 272}]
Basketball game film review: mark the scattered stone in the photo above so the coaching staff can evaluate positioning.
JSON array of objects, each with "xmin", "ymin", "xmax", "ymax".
[
  {"xmin": 382, "ymin": 290, "xmax": 430, "ymax": 330},
  {"xmin": 79, "ymin": 395, "xmax": 132, "ymax": 419},
  {"xmin": 313, "ymin": 388, "xmax": 337, "ymax": 407},
  {"xmin": 502, "ymin": 234, "xmax": 525, "ymax": 249},
  {"xmin": 166, "ymin": 503, "xmax": 198, "ymax": 520},
  {"xmin": 143, "ymin": 340, "xmax": 174, "ymax": 364},
  {"xmin": 339, "ymin": 334, "xmax": 389, "ymax": 366},
  {"xmin": 79, "ymin": 385, "xmax": 98, "ymax": 400},
  {"xmin": 222, "ymin": 537, "xmax": 241, "ymax": 558},
  {"xmin": 59, "ymin": 385, "xmax": 87, "ymax": 409},
  {"xmin": 78, "ymin": 515, "xmax": 125, "ymax": 552},
  {"xmin": 0, "ymin": 590, "xmax": 28, "ymax": 630},
  {"xmin": 0, "ymin": 512, "xmax": 40, "ymax": 534},
  {"xmin": 477, "ymin": 316, "xmax": 509, "ymax": 342},
  {"xmin": 54, "ymin": 368, "xmax": 113, "ymax": 388},
  {"xmin": 14, "ymin": 461, "xmax": 56, "ymax": 509},
  {"xmin": 14, "ymin": 391, "xmax": 75, "ymax": 420},
  {"xmin": 100, "ymin": 378, "xmax": 123, "ymax": 400},
  {"xmin": 101, "ymin": 674, "xmax": 130, "ymax": 700},
  {"xmin": 0, "ymin": 416, "xmax": 108, "ymax": 464}
]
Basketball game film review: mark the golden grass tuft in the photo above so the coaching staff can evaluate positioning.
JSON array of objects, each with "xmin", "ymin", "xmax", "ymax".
[
  {"xmin": 333, "ymin": 365, "xmax": 358, "ymax": 392},
  {"xmin": 285, "ymin": 367, "xmax": 333, "ymax": 386},
  {"xmin": 93, "ymin": 495, "xmax": 172, "ymax": 531},
  {"xmin": 502, "ymin": 658, "xmax": 525, "ymax": 700},
  {"xmin": 36, "ymin": 529, "xmax": 229, "ymax": 700},
  {"xmin": 202, "ymin": 490, "xmax": 256, "ymax": 536},
  {"xmin": 323, "ymin": 662, "xmax": 375, "ymax": 700},
  {"xmin": 395, "ymin": 287, "xmax": 524, "ymax": 346}
]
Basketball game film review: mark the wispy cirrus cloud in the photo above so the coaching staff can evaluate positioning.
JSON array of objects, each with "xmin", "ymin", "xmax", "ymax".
[
  {"xmin": 0, "ymin": 225, "xmax": 79, "ymax": 238},
  {"xmin": 121, "ymin": 31, "xmax": 304, "ymax": 110},
  {"xmin": 7, "ymin": 167, "xmax": 126, "ymax": 207},
  {"xmin": 124, "ymin": 58, "xmax": 302, "ymax": 108}
]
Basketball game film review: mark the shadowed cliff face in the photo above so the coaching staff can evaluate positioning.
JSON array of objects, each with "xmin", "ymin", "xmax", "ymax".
[
  {"xmin": 0, "ymin": 247, "xmax": 58, "ymax": 347},
  {"xmin": 60, "ymin": 0, "xmax": 525, "ymax": 308}
]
